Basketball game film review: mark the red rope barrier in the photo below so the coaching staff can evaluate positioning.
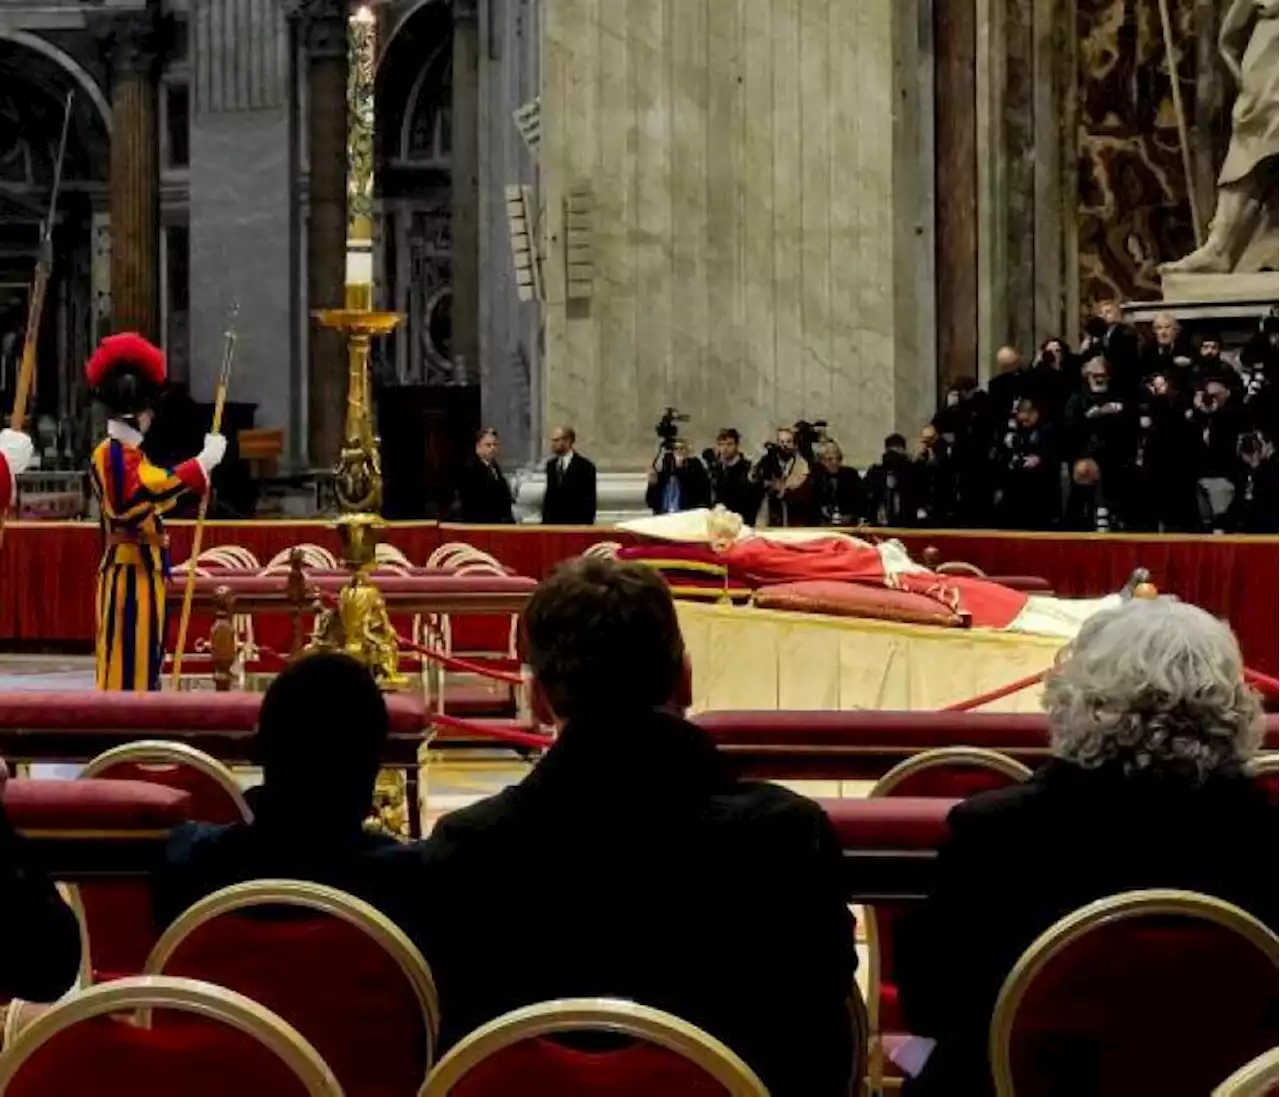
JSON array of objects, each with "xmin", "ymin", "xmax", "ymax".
[
  {"xmin": 1245, "ymin": 667, "xmax": 1280, "ymax": 696},
  {"xmin": 941, "ymin": 669, "xmax": 1049, "ymax": 713},
  {"xmin": 427, "ymin": 711, "xmax": 554, "ymax": 749}
]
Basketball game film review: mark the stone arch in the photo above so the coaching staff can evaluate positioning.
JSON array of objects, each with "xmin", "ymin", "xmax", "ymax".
[
  {"xmin": 375, "ymin": 0, "xmax": 444, "ymax": 77},
  {"xmin": 0, "ymin": 30, "xmax": 112, "ymax": 135}
]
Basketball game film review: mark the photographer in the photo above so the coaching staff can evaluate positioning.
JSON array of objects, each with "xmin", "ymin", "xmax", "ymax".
[
  {"xmin": 932, "ymin": 378, "xmax": 995, "ymax": 527},
  {"xmin": 1123, "ymin": 377, "xmax": 1202, "ymax": 533},
  {"xmin": 813, "ymin": 441, "xmax": 866, "ymax": 526},
  {"xmin": 1226, "ymin": 433, "xmax": 1278, "ymax": 533},
  {"xmin": 993, "ymin": 398, "xmax": 1058, "ymax": 530},
  {"xmin": 645, "ymin": 438, "xmax": 710, "ymax": 515},
  {"xmin": 1064, "ymin": 358, "xmax": 1133, "ymax": 480},
  {"xmin": 1027, "ymin": 337, "xmax": 1076, "ymax": 425},
  {"xmin": 912, "ymin": 425, "xmax": 956, "ymax": 526},
  {"xmin": 703, "ymin": 428, "xmax": 759, "ymax": 519},
  {"xmin": 865, "ymin": 433, "xmax": 920, "ymax": 527},
  {"xmin": 1237, "ymin": 316, "xmax": 1277, "ymax": 442},
  {"xmin": 1193, "ymin": 376, "xmax": 1249, "ymax": 526},
  {"xmin": 752, "ymin": 426, "xmax": 815, "ymax": 527}
]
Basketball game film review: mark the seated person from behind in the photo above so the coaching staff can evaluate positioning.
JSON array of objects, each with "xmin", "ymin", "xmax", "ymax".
[
  {"xmin": 417, "ymin": 557, "xmax": 856, "ymax": 1097},
  {"xmin": 895, "ymin": 598, "xmax": 1278, "ymax": 1097},
  {"xmin": 155, "ymin": 653, "xmax": 420, "ymax": 939},
  {"xmin": 0, "ymin": 756, "xmax": 82, "ymax": 1002}
]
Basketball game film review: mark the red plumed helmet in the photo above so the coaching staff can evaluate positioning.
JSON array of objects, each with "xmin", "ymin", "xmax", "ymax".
[{"xmin": 85, "ymin": 333, "xmax": 167, "ymax": 389}]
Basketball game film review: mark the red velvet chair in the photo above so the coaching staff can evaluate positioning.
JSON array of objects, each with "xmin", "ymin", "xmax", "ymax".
[
  {"xmin": 0, "ymin": 975, "xmax": 342, "ymax": 1097},
  {"xmin": 865, "ymin": 748, "xmax": 1032, "ymax": 1095},
  {"xmin": 146, "ymin": 879, "xmax": 439, "ymax": 1097},
  {"xmin": 419, "ymin": 999, "xmax": 768, "ymax": 1097},
  {"xmin": 990, "ymin": 890, "xmax": 1279, "ymax": 1097},
  {"xmin": 76, "ymin": 742, "xmax": 252, "ymax": 982}
]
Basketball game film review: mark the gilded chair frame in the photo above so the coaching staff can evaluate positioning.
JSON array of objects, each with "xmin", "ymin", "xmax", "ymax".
[
  {"xmin": 869, "ymin": 747, "xmax": 1034, "ymax": 799},
  {"xmin": 81, "ymin": 740, "xmax": 254, "ymax": 824},
  {"xmin": 864, "ymin": 747, "xmax": 1032, "ymax": 1095},
  {"xmin": 989, "ymin": 889, "xmax": 1280, "ymax": 1097},
  {"xmin": 0, "ymin": 974, "xmax": 343, "ymax": 1097},
  {"xmin": 1214, "ymin": 1047, "xmax": 1280, "ymax": 1097},
  {"xmin": 418, "ymin": 997, "xmax": 770, "ymax": 1097},
  {"xmin": 144, "ymin": 878, "xmax": 440, "ymax": 1076}
]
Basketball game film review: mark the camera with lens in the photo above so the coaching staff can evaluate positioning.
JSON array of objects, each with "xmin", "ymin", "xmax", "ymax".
[
  {"xmin": 655, "ymin": 407, "xmax": 690, "ymax": 451},
  {"xmin": 792, "ymin": 419, "xmax": 828, "ymax": 462}
]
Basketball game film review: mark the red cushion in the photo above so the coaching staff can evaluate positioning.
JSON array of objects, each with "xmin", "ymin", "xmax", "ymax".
[
  {"xmin": 5, "ymin": 778, "xmax": 192, "ymax": 831},
  {"xmin": 818, "ymin": 797, "xmax": 957, "ymax": 851},
  {"xmin": 615, "ymin": 546, "xmax": 752, "ymax": 604},
  {"xmin": 1006, "ymin": 917, "xmax": 1277, "ymax": 1096},
  {"xmin": 753, "ymin": 580, "xmax": 964, "ymax": 627},
  {"xmin": 86, "ymin": 762, "xmax": 246, "ymax": 825},
  {"xmin": 450, "ymin": 1037, "xmax": 737, "ymax": 1096},
  {"xmin": 6, "ymin": 1013, "xmax": 316, "ymax": 1097},
  {"xmin": 0, "ymin": 689, "xmax": 425, "ymax": 737},
  {"xmin": 160, "ymin": 913, "xmax": 429, "ymax": 1097}
]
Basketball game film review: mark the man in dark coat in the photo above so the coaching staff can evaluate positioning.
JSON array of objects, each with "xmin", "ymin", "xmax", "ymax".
[
  {"xmin": 0, "ymin": 759, "xmax": 82, "ymax": 1001},
  {"xmin": 813, "ymin": 440, "xmax": 866, "ymax": 525},
  {"xmin": 455, "ymin": 427, "xmax": 515, "ymax": 524},
  {"xmin": 645, "ymin": 439, "xmax": 712, "ymax": 515},
  {"xmin": 154, "ymin": 654, "xmax": 422, "ymax": 942},
  {"xmin": 704, "ymin": 428, "xmax": 759, "ymax": 520},
  {"xmin": 416, "ymin": 558, "xmax": 857, "ymax": 1097},
  {"xmin": 541, "ymin": 425, "xmax": 597, "ymax": 525}
]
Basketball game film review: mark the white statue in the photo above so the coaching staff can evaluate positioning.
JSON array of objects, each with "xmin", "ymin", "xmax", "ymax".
[{"xmin": 1162, "ymin": 0, "xmax": 1278, "ymax": 274}]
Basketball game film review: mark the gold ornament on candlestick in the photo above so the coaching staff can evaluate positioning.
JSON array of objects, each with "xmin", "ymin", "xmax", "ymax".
[{"xmin": 307, "ymin": 1, "xmax": 407, "ymax": 694}]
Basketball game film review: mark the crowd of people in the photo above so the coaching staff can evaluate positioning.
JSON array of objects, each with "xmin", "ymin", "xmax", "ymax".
[
  {"xmin": 0, "ymin": 557, "xmax": 1274, "ymax": 1094},
  {"xmin": 451, "ymin": 304, "xmax": 1277, "ymax": 535}
]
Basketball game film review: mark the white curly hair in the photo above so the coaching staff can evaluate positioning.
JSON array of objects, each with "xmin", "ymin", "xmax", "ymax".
[{"xmin": 1043, "ymin": 597, "xmax": 1262, "ymax": 783}]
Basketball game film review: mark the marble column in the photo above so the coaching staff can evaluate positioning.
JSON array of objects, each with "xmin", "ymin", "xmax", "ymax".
[
  {"xmin": 934, "ymin": 0, "xmax": 978, "ymax": 389},
  {"xmin": 106, "ymin": 14, "xmax": 161, "ymax": 341},
  {"xmin": 303, "ymin": 0, "xmax": 349, "ymax": 467},
  {"xmin": 452, "ymin": 0, "xmax": 482, "ymax": 389}
]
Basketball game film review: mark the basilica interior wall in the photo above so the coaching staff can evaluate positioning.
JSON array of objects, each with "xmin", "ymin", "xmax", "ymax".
[
  {"xmin": 540, "ymin": 0, "xmax": 931, "ymax": 471},
  {"xmin": 1074, "ymin": 0, "xmax": 1200, "ymax": 307}
]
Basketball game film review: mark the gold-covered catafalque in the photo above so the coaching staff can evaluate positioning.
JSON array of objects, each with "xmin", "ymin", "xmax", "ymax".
[{"xmin": 307, "ymin": 2, "xmax": 406, "ymax": 694}]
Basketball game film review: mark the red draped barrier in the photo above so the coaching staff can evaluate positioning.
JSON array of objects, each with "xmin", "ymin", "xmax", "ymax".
[{"xmin": 1, "ymin": 521, "xmax": 1275, "ymax": 673}]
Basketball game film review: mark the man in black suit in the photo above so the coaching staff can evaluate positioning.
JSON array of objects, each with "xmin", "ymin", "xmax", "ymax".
[
  {"xmin": 154, "ymin": 653, "xmax": 422, "ymax": 941},
  {"xmin": 417, "ymin": 558, "xmax": 856, "ymax": 1096},
  {"xmin": 0, "ymin": 759, "xmax": 82, "ymax": 1001},
  {"xmin": 455, "ymin": 427, "xmax": 515, "ymax": 524},
  {"xmin": 813, "ymin": 440, "xmax": 866, "ymax": 525},
  {"xmin": 895, "ymin": 598, "xmax": 1278, "ymax": 1097},
  {"xmin": 541, "ymin": 425, "xmax": 597, "ymax": 525},
  {"xmin": 704, "ymin": 428, "xmax": 759, "ymax": 520}
]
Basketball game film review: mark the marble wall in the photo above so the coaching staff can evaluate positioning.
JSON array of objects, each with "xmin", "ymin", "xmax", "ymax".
[
  {"xmin": 1076, "ymin": 0, "xmax": 1198, "ymax": 306},
  {"xmin": 189, "ymin": 0, "xmax": 293, "ymax": 433},
  {"xmin": 540, "ymin": 0, "xmax": 932, "ymax": 471}
]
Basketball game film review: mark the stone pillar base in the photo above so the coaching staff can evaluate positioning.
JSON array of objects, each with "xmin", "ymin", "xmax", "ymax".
[{"xmin": 513, "ymin": 471, "xmax": 652, "ymax": 526}]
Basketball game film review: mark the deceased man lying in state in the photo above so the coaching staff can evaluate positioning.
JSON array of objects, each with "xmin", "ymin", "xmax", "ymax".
[{"xmin": 618, "ymin": 506, "xmax": 1123, "ymax": 640}]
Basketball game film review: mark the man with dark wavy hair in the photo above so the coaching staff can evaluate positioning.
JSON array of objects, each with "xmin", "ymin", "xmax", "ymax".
[{"xmin": 418, "ymin": 557, "xmax": 856, "ymax": 1096}]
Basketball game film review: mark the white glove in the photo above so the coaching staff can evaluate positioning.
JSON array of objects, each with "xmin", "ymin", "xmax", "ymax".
[
  {"xmin": 0, "ymin": 429, "xmax": 34, "ymax": 477},
  {"xmin": 196, "ymin": 432, "xmax": 228, "ymax": 475}
]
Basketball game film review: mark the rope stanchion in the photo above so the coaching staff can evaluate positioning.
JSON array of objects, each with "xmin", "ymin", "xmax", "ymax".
[{"xmin": 941, "ymin": 669, "xmax": 1049, "ymax": 713}]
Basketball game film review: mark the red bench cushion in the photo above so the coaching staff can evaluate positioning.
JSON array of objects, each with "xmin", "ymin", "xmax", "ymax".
[{"xmin": 753, "ymin": 580, "xmax": 964, "ymax": 627}]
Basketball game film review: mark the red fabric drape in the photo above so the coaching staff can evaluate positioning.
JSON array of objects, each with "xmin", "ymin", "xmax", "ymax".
[{"xmin": 2, "ymin": 522, "xmax": 1274, "ymax": 673}]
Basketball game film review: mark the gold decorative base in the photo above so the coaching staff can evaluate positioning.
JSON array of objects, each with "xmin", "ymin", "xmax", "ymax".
[{"xmin": 307, "ymin": 569, "xmax": 408, "ymax": 690}]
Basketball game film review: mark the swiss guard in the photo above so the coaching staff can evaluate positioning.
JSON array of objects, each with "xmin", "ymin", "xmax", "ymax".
[{"xmin": 87, "ymin": 333, "xmax": 226, "ymax": 690}]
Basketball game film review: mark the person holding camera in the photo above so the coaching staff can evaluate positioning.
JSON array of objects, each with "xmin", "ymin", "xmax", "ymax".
[
  {"xmin": 645, "ymin": 439, "xmax": 711, "ymax": 515},
  {"xmin": 1026, "ymin": 337, "xmax": 1076, "ymax": 426},
  {"xmin": 1226, "ymin": 433, "xmax": 1278, "ymax": 533},
  {"xmin": 864, "ymin": 433, "xmax": 921, "ymax": 527},
  {"xmin": 813, "ymin": 441, "xmax": 866, "ymax": 526},
  {"xmin": 752, "ymin": 426, "xmax": 815, "ymax": 527},
  {"xmin": 993, "ymin": 398, "xmax": 1058, "ymax": 530},
  {"xmin": 703, "ymin": 428, "xmax": 759, "ymax": 520},
  {"xmin": 1193, "ymin": 376, "xmax": 1249, "ymax": 526},
  {"xmin": 1064, "ymin": 358, "xmax": 1133, "ymax": 481}
]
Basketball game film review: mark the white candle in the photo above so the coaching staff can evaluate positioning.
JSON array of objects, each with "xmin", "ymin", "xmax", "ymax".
[{"xmin": 346, "ymin": 249, "xmax": 373, "ymax": 286}]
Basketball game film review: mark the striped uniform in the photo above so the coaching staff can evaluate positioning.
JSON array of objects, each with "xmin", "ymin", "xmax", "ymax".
[{"xmin": 89, "ymin": 439, "xmax": 206, "ymax": 691}]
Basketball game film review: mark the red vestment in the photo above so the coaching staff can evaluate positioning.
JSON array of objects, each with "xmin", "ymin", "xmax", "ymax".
[{"xmin": 721, "ymin": 536, "xmax": 1030, "ymax": 629}]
